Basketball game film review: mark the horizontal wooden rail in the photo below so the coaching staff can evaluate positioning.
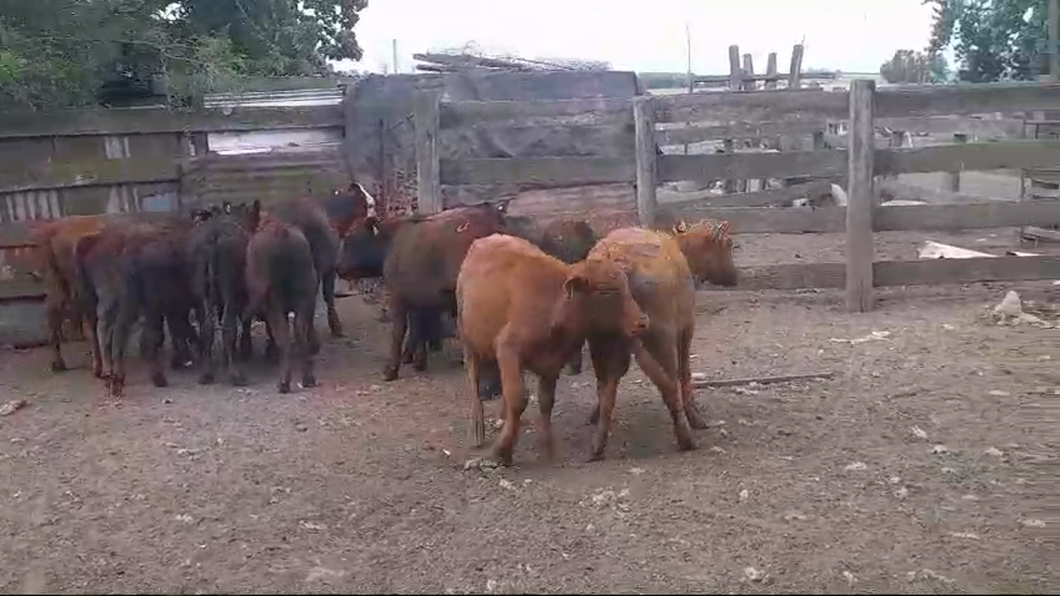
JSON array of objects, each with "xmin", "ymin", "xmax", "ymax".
[
  {"xmin": 658, "ymin": 150, "xmax": 846, "ymax": 183},
  {"xmin": 439, "ymin": 156, "xmax": 635, "ymax": 186},
  {"xmin": 875, "ymin": 81, "xmax": 1060, "ymax": 119},
  {"xmin": 0, "ymin": 106, "xmax": 345, "ymax": 138},
  {"xmin": 654, "ymin": 89, "xmax": 850, "ymax": 124},
  {"xmin": 660, "ymin": 180, "xmax": 834, "ymax": 209},
  {"xmin": 0, "ymin": 158, "xmax": 180, "ymax": 193},
  {"xmin": 0, "ymin": 279, "xmax": 46, "ymax": 301},
  {"xmin": 877, "ymin": 140, "xmax": 1060, "ymax": 176},
  {"xmin": 721, "ymin": 255, "xmax": 1059, "ymax": 291},
  {"xmin": 439, "ymin": 97, "xmax": 633, "ymax": 129}
]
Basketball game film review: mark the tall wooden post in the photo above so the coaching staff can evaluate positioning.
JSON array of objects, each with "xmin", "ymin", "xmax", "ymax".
[
  {"xmin": 632, "ymin": 96, "xmax": 658, "ymax": 228},
  {"xmin": 945, "ymin": 133, "xmax": 968, "ymax": 192},
  {"xmin": 788, "ymin": 44, "xmax": 805, "ymax": 89},
  {"xmin": 846, "ymin": 80, "xmax": 876, "ymax": 313},
  {"xmin": 1050, "ymin": 0, "xmax": 1060, "ymax": 81},
  {"xmin": 413, "ymin": 91, "xmax": 442, "ymax": 214},
  {"xmin": 764, "ymin": 53, "xmax": 778, "ymax": 90}
]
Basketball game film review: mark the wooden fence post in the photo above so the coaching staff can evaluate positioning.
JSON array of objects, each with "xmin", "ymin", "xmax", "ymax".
[
  {"xmin": 633, "ymin": 96, "xmax": 658, "ymax": 228},
  {"xmin": 945, "ymin": 132, "xmax": 968, "ymax": 192},
  {"xmin": 788, "ymin": 44, "xmax": 804, "ymax": 89},
  {"xmin": 764, "ymin": 53, "xmax": 778, "ymax": 90},
  {"xmin": 413, "ymin": 91, "xmax": 442, "ymax": 214},
  {"xmin": 846, "ymin": 79, "xmax": 876, "ymax": 313},
  {"xmin": 742, "ymin": 53, "xmax": 756, "ymax": 91}
]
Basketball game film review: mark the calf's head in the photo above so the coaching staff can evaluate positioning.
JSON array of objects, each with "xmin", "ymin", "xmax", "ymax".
[
  {"xmin": 551, "ymin": 258, "xmax": 649, "ymax": 339},
  {"xmin": 337, "ymin": 216, "xmax": 394, "ymax": 279},
  {"xmin": 673, "ymin": 219, "xmax": 738, "ymax": 287}
]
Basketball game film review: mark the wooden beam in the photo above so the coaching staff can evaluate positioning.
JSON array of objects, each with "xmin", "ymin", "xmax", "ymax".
[
  {"xmin": 877, "ymin": 140, "xmax": 1060, "ymax": 175},
  {"xmin": 633, "ymin": 96, "xmax": 658, "ymax": 227},
  {"xmin": 0, "ymin": 158, "xmax": 179, "ymax": 193},
  {"xmin": 876, "ymin": 201, "xmax": 1060, "ymax": 231},
  {"xmin": 876, "ymin": 179, "xmax": 1021, "ymax": 205},
  {"xmin": 438, "ymin": 97, "xmax": 632, "ymax": 129},
  {"xmin": 658, "ymin": 150, "xmax": 846, "ymax": 184},
  {"xmin": 788, "ymin": 44, "xmax": 805, "ymax": 89},
  {"xmin": 728, "ymin": 45, "xmax": 743, "ymax": 90},
  {"xmin": 656, "ymin": 120, "xmax": 827, "ymax": 145},
  {"xmin": 0, "ymin": 106, "xmax": 344, "ymax": 139},
  {"xmin": 0, "ymin": 279, "xmax": 46, "ymax": 301},
  {"xmin": 692, "ymin": 371, "xmax": 836, "ymax": 388},
  {"xmin": 414, "ymin": 92, "xmax": 443, "ymax": 214},
  {"xmin": 694, "ymin": 72, "xmax": 837, "ymax": 84},
  {"xmin": 655, "ymin": 89, "xmax": 849, "ymax": 124},
  {"xmin": 660, "ymin": 180, "xmax": 834, "ymax": 209},
  {"xmin": 765, "ymin": 53, "xmax": 779, "ymax": 90},
  {"xmin": 846, "ymin": 79, "xmax": 876, "ymax": 313},
  {"xmin": 874, "ymin": 255, "xmax": 1059, "ymax": 285},
  {"xmin": 875, "ymin": 82, "xmax": 1060, "ymax": 119},
  {"xmin": 712, "ymin": 255, "xmax": 1059, "ymax": 291},
  {"xmin": 439, "ymin": 157, "xmax": 635, "ymax": 186},
  {"xmin": 661, "ymin": 206, "xmax": 845, "ymax": 234},
  {"xmin": 0, "ymin": 222, "xmax": 36, "ymax": 248},
  {"xmin": 742, "ymin": 54, "xmax": 756, "ymax": 92}
]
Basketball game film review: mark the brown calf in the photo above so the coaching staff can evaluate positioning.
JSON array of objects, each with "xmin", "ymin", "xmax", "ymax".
[
  {"xmin": 457, "ymin": 233, "xmax": 649, "ymax": 466},
  {"xmin": 244, "ymin": 214, "xmax": 318, "ymax": 394},
  {"xmin": 583, "ymin": 220, "xmax": 738, "ymax": 459}
]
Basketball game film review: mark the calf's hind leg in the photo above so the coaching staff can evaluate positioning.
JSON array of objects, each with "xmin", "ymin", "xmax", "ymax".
[
  {"xmin": 633, "ymin": 331, "xmax": 696, "ymax": 452},
  {"xmin": 677, "ymin": 326, "xmax": 708, "ymax": 429}
]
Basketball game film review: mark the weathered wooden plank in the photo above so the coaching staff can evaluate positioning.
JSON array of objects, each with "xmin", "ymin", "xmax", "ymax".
[
  {"xmin": 415, "ymin": 92, "xmax": 443, "ymax": 214},
  {"xmin": 658, "ymin": 150, "xmax": 846, "ymax": 184},
  {"xmin": 438, "ymin": 97, "xmax": 633, "ymax": 129},
  {"xmin": 876, "ymin": 179, "xmax": 1020, "ymax": 205},
  {"xmin": 877, "ymin": 140, "xmax": 1060, "ymax": 175},
  {"xmin": 655, "ymin": 89, "xmax": 849, "ymax": 124},
  {"xmin": 0, "ymin": 279, "xmax": 46, "ymax": 301},
  {"xmin": 715, "ymin": 255, "xmax": 1060, "ymax": 291},
  {"xmin": 660, "ymin": 180, "xmax": 834, "ymax": 209},
  {"xmin": 439, "ymin": 157, "xmax": 635, "ymax": 186},
  {"xmin": 846, "ymin": 79, "xmax": 876, "ymax": 312},
  {"xmin": 875, "ymin": 82, "xmax": 1060, "ymax": 119},
  {"xmin": 878, "ymin": 116, "xmax": 1025, "ymax": 137},
  {"xmin": 0, "ymin": 158, "xmax": 179, "ymax": 193},
  {"xmin": 876, "ymin": 201, "xmax": 1060, "ymax": 231},
  {"xmin": 633, "ymin": 97, "xmax": 658, "ymax": 227},
  {"xmin": 0, "ymin": 106, "xmax": 345, "ymax": 139},
  {"xmin": 0, "ymin": 222, "xmax": 37, "ymax": 248},
  {"xmin": 656, "ymin": 120, "xmax": 827, "ymax": 145},
  {"xmin": 789, "ymin": 44, "xmax": 805, "ymax": 89},
  {"xmin": 662, "ymin": 206, "xmax": 845, "ymax": 234},
  {"xmin": 875, "ymin": 255, "xmax": 1059, "ymax": 286},
  {"xmin": 732, "ymin": 262, "xmax": 845, "ymax": 290}
]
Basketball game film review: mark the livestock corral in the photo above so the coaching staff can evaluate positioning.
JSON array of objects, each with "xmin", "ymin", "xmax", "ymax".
[{"xmin": 0, "ymin": 78, "xmax": 1057, "ymax": 593}]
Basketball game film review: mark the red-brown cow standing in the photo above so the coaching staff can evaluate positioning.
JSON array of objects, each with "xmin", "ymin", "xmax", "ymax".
[
  {"xmin": 583, "ymin": 219, "xmax": 738, "ymax": 460},
  {"xmin": 244, "ymin": 213, "xmax": 318, "ymax": 394},
  {"xmin": 457, "ymin": 233, "xmax": 650, "ymax": 466}
]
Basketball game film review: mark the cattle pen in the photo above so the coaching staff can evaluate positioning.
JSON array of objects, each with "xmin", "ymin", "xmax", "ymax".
[
  {"xmin": 412, "ymin": 80, "xmax": 1060, "ymax": 313},
  {"xmin": 0, "ymin": 72, "xmax": 1056, "ymax": 592}
]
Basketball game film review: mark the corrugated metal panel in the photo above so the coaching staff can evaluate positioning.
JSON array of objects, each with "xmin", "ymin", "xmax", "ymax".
[{"xmin": 203, "ymin": 87, "xmax": 345, "ymax": 108}]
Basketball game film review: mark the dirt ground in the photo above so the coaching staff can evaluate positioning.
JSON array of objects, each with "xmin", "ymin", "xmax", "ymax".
[{"xmin": 0, "ymin": 222, "xmax": 1057, "ymax": 594}]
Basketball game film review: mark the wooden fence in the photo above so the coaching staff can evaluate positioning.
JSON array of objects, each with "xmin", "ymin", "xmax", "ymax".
[
  {"xmin": 415, "ymin": 80, "xmax": 1060, "ymax": 312},
  {"xmin": 0, "ymin": 102, "xmax": 345, "ymax": 343}
]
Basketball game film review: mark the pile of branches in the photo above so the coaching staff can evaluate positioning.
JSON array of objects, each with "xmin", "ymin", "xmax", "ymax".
[{"xmin": 414, "ymin": 43, "xmax": 610, "ymax": 73}]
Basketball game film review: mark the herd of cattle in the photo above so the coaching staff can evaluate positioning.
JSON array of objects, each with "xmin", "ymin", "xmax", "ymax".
[{"xmin": 26, "ymin": 182, "xmax": 739, "ymax": 464}]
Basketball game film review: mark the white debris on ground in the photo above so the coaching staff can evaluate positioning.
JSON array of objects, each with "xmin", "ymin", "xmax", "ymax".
[
  {"xmin": 0, "ymin": 399, "xmax": 25, "ymax": 416},
  {"xmin": 830, "ymin": 330, "xmax": 891, "ymax": 344},
  {"xmin": 986, "ymin": 291, "xmax": 1057, "ymax": 328}
]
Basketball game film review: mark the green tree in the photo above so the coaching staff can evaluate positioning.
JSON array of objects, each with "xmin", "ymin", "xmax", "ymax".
[
  {"xmin": 880, "ymin": 49, "xmax": 948, "ymax": 83},
  {"xmin": 924, "ymin": 0, "xmax": 1047, "ymax": 82},
  {"xmin": 0, "ymin": 0, "xmax": 368, "ymax": 110}
]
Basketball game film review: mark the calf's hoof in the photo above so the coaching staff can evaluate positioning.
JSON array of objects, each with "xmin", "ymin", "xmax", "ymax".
[
  {"xmin": 328, "ymin": 318, "xmax": 344, "ymax": 338},
  {"xmin": 302, "ymin": 374, "xmax": 318, "ymax": 389},
  {"xmin": 411, "ymin": 357, "xmax": 428, "ymax": 373},
  {"xmin": 199, "ymin": 372, "xmax": 216, "ymax": 385},
  {"xmin": 230, "ymin": 371, "xmax": 247, "ymax": 387},
  {"xmin": 676, "ymin": 432, "xmax": 697, "ymax": 452},
  {"xmin": 401, "ymin": 349, "xmax": 416, "ymax": 364},
  {"xmin": 685, "ymin": 400, "xmax": 709, "ymax": 430},
  {"xmin": 490, "ymin": 446, "xmax": 514, "ymax": 468},
  {"xmin": 382, "ymin": 364, "xmax": 399, "ymax": 382},
  {"xmin": 51, "ymin": 360, "xmax": 68, "ymax": 373},
  {"xmin": 150, "ymin": 372, "xmax": 169, "ymax": 388},
  {"xmin": 278, "ymin": 380, "xmax": 291, "ymax": 394}
]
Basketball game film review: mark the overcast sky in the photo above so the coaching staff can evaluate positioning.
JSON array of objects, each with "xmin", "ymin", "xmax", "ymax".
[{"xmin": 335, "ymin": 0, "xmax": 937, "ymax": 75}]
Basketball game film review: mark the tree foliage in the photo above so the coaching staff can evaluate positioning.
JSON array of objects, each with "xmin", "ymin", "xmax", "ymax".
[
  {"xmin": 924, "ymin": 0, "xmax": 1047, "ymax": 82},
  {"xmin": 0, "ymin": 0, "xmax": 368, "ymax": 110},
  {"xmin": 880, "ymin": 49, "xmax": 948, "ymax": 83}
]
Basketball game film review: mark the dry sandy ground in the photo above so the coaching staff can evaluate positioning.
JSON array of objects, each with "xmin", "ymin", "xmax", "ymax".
[{"xmin": 0, "ymin": 270, "xmax": 1055, "ymax": 593}]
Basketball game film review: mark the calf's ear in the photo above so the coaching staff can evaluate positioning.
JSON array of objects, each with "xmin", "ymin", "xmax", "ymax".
[{"xmin": 563, "ymin": 275, "xmax": 588, "ymax": 299}]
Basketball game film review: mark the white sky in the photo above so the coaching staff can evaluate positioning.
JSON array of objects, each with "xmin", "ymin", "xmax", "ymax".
[{"xmin": 336, "ymin": 0, "xmax": 938, "ymax": 75}]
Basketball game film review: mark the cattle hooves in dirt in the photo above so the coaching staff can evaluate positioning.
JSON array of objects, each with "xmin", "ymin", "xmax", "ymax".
[
  {"xmin": 151, "ymin": 373, "xmax": 169, "ymax": 388},
  {"xmin": 278, "ymin": 381, "xmax": 291, "ymax": 394},
  {"xmin": 50, "ymin": 360, "xmax": 67, "ymax": 373},
  {"xmin": 302, "ymin": 375, "xmax": 317, "ymax": 389},
  {"xmin": 198, "ymin": 373, "xmax": 215, "ymax": 385},
  {"xmin": 230, "ymin": 373, "xmax": 247, "ymax": 387},
  {"xmin": 382, "ymin": 365, "xmax": 399, "ymax": 382}
]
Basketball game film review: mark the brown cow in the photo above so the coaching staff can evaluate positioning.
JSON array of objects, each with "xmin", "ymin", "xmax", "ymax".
[
  {"xmin": 33, "ymin": 213, "xmax": 194, "ymax": 374},
  {"xmin": 583, "ymin": 220, "xmax": 738, "ymax": 459},
  {"xmin": 244, "ymin": 213, "xmax": 318, "ymax": 394},
  {"xmin": 75, "ymin": 216, "xmax": 198, "ymax": 398},
  {"xmin": 338, "ymin": 201, "xmax": 511, "ymax": 382},
  {"xmin": 457, "ymin": 233, "xmax": 650, "ymax": 466}
]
